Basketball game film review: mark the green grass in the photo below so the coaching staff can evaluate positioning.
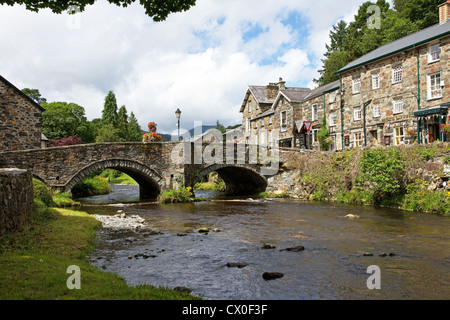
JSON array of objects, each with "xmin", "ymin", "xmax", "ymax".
[
  {"xmin": 72, "ymin": 176, "xmax": 112, "ymax": 199},
  {"xmin": 100, "ymin": 169, "xmax": 138, "ymax": 185},
  {"xmin": 0, "ymin": 208, "xmax": 200, "ymax": 300}
]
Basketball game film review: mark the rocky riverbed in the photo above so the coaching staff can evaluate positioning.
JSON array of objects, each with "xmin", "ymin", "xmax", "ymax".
[{"xmin": 93, "ymin": 210, "xmax": 161, "ymax": 236}]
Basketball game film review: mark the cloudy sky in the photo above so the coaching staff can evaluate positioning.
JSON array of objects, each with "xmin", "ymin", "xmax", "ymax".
[{"xmin": 0, "ymin": 0, "xmax": 366, "ymax": 135}]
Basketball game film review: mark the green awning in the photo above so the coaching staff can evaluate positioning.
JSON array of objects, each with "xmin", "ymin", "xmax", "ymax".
[{"xmin": 414, "ymin": 105, "xmax": 449, "ymax": 117}]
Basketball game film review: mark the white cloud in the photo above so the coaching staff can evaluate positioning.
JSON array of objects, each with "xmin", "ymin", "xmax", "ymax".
[{"xmin": 0, "ymin": 0, "xmax": 364, "ymax": 134}]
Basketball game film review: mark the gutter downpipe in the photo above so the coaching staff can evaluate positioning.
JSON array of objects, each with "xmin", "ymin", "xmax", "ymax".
[
  {"xmin": 339, "ymin": 75, "xmax": 345, "ymax": 151},
  {"xmin": 414, "ymin": 44, "xmax": 422, "ymax": 144}
]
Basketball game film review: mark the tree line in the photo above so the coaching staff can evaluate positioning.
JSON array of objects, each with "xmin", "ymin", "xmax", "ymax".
[
  {"xmin": 23, "ymin": 88, "xmax": 143, "ymax": 146},
  {"xmin": 314, "ymin": 0, "xmax": 445, "ymax": 87}
]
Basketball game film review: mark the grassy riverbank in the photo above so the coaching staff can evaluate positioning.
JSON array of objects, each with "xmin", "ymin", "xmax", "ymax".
[{"xmin": 0, "ymin": 182, "xmax": 199, "ymax": 300}]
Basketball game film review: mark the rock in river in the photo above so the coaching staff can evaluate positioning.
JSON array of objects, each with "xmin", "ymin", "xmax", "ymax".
[
  {"xmin": 226, "ymin": 262, "xmax": 248, "ymax": 268},
  {"xmin": 280, "ymin": 245, "xmax": 305, "ymax": 252},
  {"xmin": 262, "ymin": 272, "xmax": 284, "ymax": 280}
]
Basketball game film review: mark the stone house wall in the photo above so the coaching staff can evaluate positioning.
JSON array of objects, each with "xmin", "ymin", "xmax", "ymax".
[
  {"xmin": 0, "ymin": 76, "xmax": 43, "ymax": 152},
  {"xmin": 339, "ymin": 34, "xmax": 450, "ymax": 149}
]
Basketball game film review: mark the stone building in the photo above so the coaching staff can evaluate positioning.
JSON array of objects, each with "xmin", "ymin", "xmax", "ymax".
[
  {"xmin": 336, "ymin": 2, "xmax": 450, "ymax": 150},
  {"xmin": 0, "ymin": 75, "xmax": 45, "ymax": 152},
  {"xmin": 240, "ymin": 78, "xmax": 311, "ymax": 147}
]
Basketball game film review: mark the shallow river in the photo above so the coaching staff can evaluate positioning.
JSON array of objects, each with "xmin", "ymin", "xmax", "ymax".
[{"xmin": 78, "ymin": 184, "xmax": 450, "ymax": 300}]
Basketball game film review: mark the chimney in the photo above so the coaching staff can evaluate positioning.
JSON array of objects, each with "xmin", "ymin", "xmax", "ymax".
[
  {"xmin": 277, "ymin": 77, "xmax": 286, "ymax": 91},
  {"xmin": 439, "ymin": 0, "xmax": 450, "ymax": 24}
]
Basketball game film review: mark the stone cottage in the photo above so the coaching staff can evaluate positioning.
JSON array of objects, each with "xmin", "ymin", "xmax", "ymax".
[{"xmin": 0, "ymin": 75, "xmax": 45, "ymax": 152}]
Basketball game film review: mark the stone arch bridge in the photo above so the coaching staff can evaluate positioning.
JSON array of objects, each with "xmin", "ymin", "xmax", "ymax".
[{"xmin": 0, "ymin": 142, "xmax": 280, "ymax": 199}]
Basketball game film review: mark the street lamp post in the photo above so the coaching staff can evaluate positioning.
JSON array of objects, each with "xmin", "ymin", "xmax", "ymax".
[{"xmin": 175, "ymin": 108, "xmax": 182, "ymax": 141}]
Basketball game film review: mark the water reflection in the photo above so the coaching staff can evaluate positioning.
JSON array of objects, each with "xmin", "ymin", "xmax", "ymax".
[{"xmin": 80, "ymin": 185, "xmax": 450, "ymax": 300}]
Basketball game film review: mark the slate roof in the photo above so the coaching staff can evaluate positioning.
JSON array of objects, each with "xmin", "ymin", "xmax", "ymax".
[
  {"xmin": 338, "ymin": 21, "xmax": 450, "ymax": 74},
  {"xmin": 0, "ymin": 75, "xmax": 45, "ymax": 112},
  {"xmin": 303, "ymin": 80, "xmax": 340, "ymax": 101}
]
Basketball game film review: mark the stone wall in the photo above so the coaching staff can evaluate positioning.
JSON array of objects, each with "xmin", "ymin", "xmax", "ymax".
[
  {"xmin": 0, "ymin": 168, "xmax": 33, "ymax": 236},
  {"xmin": 0, "ymin": 76, "xmax": 43, "ymax": 152},
  {"xmin": 267, "ymin": 144, "xmax": 450, "ymax": 200}
]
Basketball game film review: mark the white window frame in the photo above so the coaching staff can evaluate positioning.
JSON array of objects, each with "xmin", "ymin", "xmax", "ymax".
[
  {"xmin": 394, "ymin": 126, "xmax": 405, "ymax": 146},
  {"xmin": 372, "ymin": 74, "xmax": 380, "ymax": 90},
  {"xmin": 429, "ymin": 43, "xmax": 440, "ymax": 63},
  {"xmin": 329, "ymin": 91, "xmax": 337, "ymax": 104},
  {"xmin": 269, "ymin": 115, "xmax": 273, "ymax": 124},
  {"xmin": 352, "ymin": 79, "xmax": 361, "ymax": 94},
  {"xmin": 312, "ymin": 129, "xmax": 319, "ymax": 145},
  {"xmin": 393, "ymin": 99, "xmax": 403, "ymax": 115},
  {"xmin": 354, "ymin": 107, "xmax": 362, "ymax": 121},
  {"xmin": 246, "ymin": 118, "xmax": 250, "ymax": 132},
  {"xmin": 330, "ymin": 112, "xmax": 337, "ymax": 127},
  {"xmin": 268, "ymin": 130, "xmax": 273, "ymax": 147},
  {"xmin": 312, "ymin": 104, "xmax": 318, "ymax": 121},
  {"xmin": 392, "ymin": 66, "xmax": 403, "ymax": 84},
  {"xmin": 248, "ymin": 100, "xmax": 252, "ymax": 113},
  {"xmin": 428, "ymin": 72, "xmax": 443, "ymax": 100},
  {"xmin": 373, "ymin": 104, "xmax": 381, "ymax": 118},
  {"xmin": 355, "ymin": 132, "xmax": 363, "ymax": 147},
  {"xmin": 280, "ymin": 111, "xmax": 287, "ymax": 132}
]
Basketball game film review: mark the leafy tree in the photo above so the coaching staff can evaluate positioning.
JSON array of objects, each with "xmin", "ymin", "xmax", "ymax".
[
  {"xmin": 127, "ymin": 112, "xmax": 143, "ymax": 142},
  {"xmin": 394, "ymin": 0, "xmax": 442, "ymax": 29},
  {"xmin": 41, "ymin": 102, "xmax": 95, "ymax": 143},
  {"xmin": 102, "ymin": 91, "xmax": 118, "ymax": 127},
  {"xmin": 117, "ymin": 105, "xmax": 129, "ymax": 141},
  {"xmin": 21, "ymin": 88, "xmax": 47, "ymax": 104},
  {"xmin": 95, "ymin": 124, "xmax": 122, "ymax": 143},
  {"xmin": 215, "ymin": 120, "xmax": 226, "ymax": 134},
  {"xmin": 0, "ymin": 0, "xmax": 197, "ymax": 21}
]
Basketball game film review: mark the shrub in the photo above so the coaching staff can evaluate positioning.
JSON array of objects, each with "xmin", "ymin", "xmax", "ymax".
[
  {"xmin": 356, "ymin": 148, "xmax": 405, "ymax": 205},
  {"xmin": 159, "ymin": 187, "xmax": 194, "ymax": 204},
  {"xmin": 33, "ymin": 179, "xmax": 55, "ymax": 207}
]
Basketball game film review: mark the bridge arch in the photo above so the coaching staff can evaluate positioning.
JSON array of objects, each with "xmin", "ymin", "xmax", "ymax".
[
  {"xmin": 66, "ymin": 159, "xmax": 164, "ymax": 199},
  {"xmin": 196, "ymin": 164, "xmax": 268, "ymax": 196}
]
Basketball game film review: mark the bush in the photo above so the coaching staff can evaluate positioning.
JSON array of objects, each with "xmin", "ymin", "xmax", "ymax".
[
  {"xmin": 33, "ymin": 179, "xmax": 55, "ymax": 207},
  {"xmin": 356, "ymin": 148, "xmax": 405, "ymax": 205},
  {"xmin": 72, "ymin": 176, "xmax": 111, "ymax": 199},
  {"xmin": 159, "ymin": 187, "xmax": 194, "ymax": 204}
]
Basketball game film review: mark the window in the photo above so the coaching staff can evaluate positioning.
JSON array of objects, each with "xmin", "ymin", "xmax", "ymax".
[
  {"xmin": 312, "ymin": 104, "xmax": 318, "ymax": 121},
  {"xmin": 330, "ymin": 112, "xmax": 337, "ymax": 127},
  {"xmin": 354, "ymin": 107, "xmax": 362, "ymax": 121},
  {"xmin": 261, "ymin": 118, "xmax": 265, "ymax": 127},
  {"xmin": 312, "ymin": 129, "xmax": 319, "ymax": 145},
  {"xmin": 429, "ymin": 43, "xmax": 440, "ymax": 63},
  {"xmin": 329, "ymin": 91, "xmax": 337, "ymax": 104},
  {"xmin": 280, "ymin": 111, "xmax": 287, "ymax": 131},
  {"xmin": 353, "ymin": 79, "xmax": 361, "ymax": 94},
  {"xmin": 392, "ymin": 66, "xmax": 403, "ymax": 84},
  {"xmin": 269, "ymin": 115, "xmax": 273, "ymax": 124},
  {"xmin": 393, "ymin": 99, "xmax": 403, "ymax": 114},
  {"xmin": 428, "ymin": 72, "xmax": 443, "ymax": 100},
  {"xmin": 372, "ymin": 74, "xmax": 380, "ymax": 90},
  {"xmin": 394, "ymin": 126, "xmax": 405, "ymax": 146},
  {"xmin": 355, "ymin": 132, "xmax": 363, "ymax": 147},
  {"xmin": 268, "ymin": 130, "xmax": 273, "ymax": 147},
  {"xmin": 373, "ymin": 104, "xmax": 380, "ymax": 118},
  {"xmin": 260, "ymin": 130, "xmax": 266, "ymax": 146},
  {"xmin": 246, "ymin": 118, "xmax": 250, "ymax": 132}
]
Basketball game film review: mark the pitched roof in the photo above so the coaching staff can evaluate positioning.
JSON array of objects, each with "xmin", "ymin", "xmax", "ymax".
[
  {"xmin": 338, "ymin": 21, "xmax": 450, "ymax": 74},
  {"xmin": 281, "ymin": 87, "xmax": 312, "ymax": 102},
  {"xmin": 303, "ymin": 80, "xmax": 340, "ymax": 101},
  {"xmin": 0, "ymin": 75, "xmax": 45, "ymax": 112}
]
